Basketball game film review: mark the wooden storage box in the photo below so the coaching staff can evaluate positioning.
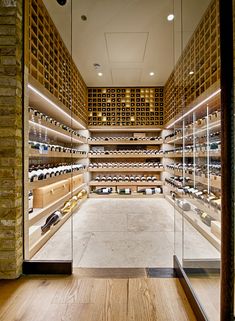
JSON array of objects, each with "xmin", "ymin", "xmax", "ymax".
[
  {"xmin": 33, "ymin": 179, "xmax": 70, "ymax": 208},
  {"xmin": 69, "ymin": 174, "xmax": 84, "ymax": 190}
]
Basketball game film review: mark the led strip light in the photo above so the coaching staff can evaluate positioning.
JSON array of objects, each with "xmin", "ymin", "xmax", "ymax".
[
  {"xmin": 29, "ymin": 120, "xmax": 84, "ymax": 144},
  {"xmin": 28, "ymin": 84, "xmax": 86, "ymax": 130},
  {"xmin": 166, "ymin": 89, "xmax": 221, "ymax": 129}
]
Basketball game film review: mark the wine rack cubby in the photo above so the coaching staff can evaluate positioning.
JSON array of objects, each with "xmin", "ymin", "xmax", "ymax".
[
  {"xmin": 87, "ymin": 87, "xmax": 164, "ymax": 127},
  {"xmin": 29, "ymin": 0, "xmax": 88, "ymax": 125},
  {"xmin": 164, "ymin": 0, "xmax": 220, "ymax": 124}
]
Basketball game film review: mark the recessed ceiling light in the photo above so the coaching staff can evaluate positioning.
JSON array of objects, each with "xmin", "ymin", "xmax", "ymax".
[
  {"xmin": 167, "ymin": 14, "xmax": 174, "ymax": 21},
  {"xmin": 189, "ymin": 71, "xmax": 194, "ymax": 75},
  {"xmin": 98, "ymin": 72, "xmax": 103, "ymax": 77},
  {"xmin": 149, "ymin": 72, "xmax": 155, "ymax": 76},
  {"xmin": 93, "ymin": 63, "xmax": 101, "ymax": 69}
]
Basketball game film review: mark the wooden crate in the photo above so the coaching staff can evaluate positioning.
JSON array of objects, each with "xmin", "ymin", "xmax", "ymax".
[
  {"xmin": 69, "ymin": 174, "xmax": 84, "ymax": 190},
  {"xmin": 33, "ymin": 179, "xmax": 70, "ymax": 208}
]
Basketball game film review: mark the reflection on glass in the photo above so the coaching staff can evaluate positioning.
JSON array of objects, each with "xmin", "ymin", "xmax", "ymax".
[{"xmin": 166, "ymin": 0, "xmax": 222, "ymax": 319}]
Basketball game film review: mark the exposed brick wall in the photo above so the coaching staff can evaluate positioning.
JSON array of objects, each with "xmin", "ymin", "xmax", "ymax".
[{"xmin": 0, "ymin": 0, "xmax": 23, "ymax": 278}]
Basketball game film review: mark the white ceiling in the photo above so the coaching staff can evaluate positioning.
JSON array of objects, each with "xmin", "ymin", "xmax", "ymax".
[{"xmin": 43, "ymin": 0, "xmax": 211, "ymax": 87}]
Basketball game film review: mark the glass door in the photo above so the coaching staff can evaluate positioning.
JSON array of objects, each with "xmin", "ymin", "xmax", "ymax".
[
  {"xmin": 171, "ymin": 0, "xmax": 222, "ymax": 320},
  {"xmin": 24, "ymin": 0, "xmax": 76, "ymax": 266}
]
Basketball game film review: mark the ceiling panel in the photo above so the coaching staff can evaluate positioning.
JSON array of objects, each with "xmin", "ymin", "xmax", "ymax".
[
  {"xmin": 111, "ymin": 68, "xmax": 142, "ymax": 86},
  {"xmin": 43, "ymin": 0, "xmax": 211, "ymax": 87},
  {"xmin": 105, "ymin": 32, "xmax": 148, "ymax": 63}
]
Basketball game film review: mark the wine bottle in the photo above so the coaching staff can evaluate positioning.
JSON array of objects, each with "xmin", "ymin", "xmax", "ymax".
[
  {"xmin": 118, "ymin": 188, "xmax": 131, "ymax": 195},
  {"xmin": 41, "ymin": 211, "xmax": 62, "ymax": 234},
  {"xmin": 93, "ymin": 187, "xmax": 112, "ymax": 194},
  {"xmin": 28, "ymin": 191, "xmax": 33, "ymax": 214},
  {"xmin": 200, "ymin": 212, "xmax": 214, "ymax": 227}
]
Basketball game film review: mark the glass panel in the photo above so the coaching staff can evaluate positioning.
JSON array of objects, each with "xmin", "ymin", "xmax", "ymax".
[
  {"xmin": 171, "ymin": 0, "xmax": 221, "ymax": 320},
  {"xmin": 24, "ymin": 0, "xmax": 74, "ymax": 262}
]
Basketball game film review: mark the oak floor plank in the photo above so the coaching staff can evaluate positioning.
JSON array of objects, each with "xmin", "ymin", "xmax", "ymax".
[{"xmin": 0, "ymin": 276, "xmax": 196, "ymax": 321}]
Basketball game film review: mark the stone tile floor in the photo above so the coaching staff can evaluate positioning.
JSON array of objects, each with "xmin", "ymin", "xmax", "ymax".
[{"xmin": 33, "ymin": 198, "xmax": 220, "ymax": 267}]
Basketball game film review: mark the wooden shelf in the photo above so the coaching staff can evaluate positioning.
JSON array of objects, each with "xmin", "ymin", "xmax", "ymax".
[
  {"xmin": 166, "ymin": 195, "xmax": 220, "ymax": 251},
  {"xmin": 89, "ymin": 140, "xmax": 163, "ymax": 145},
  {"xmin": 88, "ymin": 126, "xmax": 163, "ymax": 132},
  {"xmin": 166, "ymin": 168, "xmax": 221, "ymax": 189},
  {"xmin": 28, "ymin": 78, "xmax": 87, "ymax": 130},
  {"xmin": 88, "ymin": 168, "xmax": 164, "ymax": 173},
  {"xmin": 28, "ymin": 0, "xmax": 87, "ymax": 125},
  {"xmin": 87, "ymin": 87, "xmax": 164, "ymax": 127},
  {"xmin": 89, "ymin": 193, "xmax": 164, "ymax": 199},
  {"xmin": 164, "ymin": 151, "xmax": 220, "ymax": 158},
  {"xmin": 88, "ymin": 154, "xmax": 163, "ymax": 159},
  {"xmin": 165, "ymin": 119, "xmax": 221, "ymax": 144},
  {"xmin": 164, "ymin": 183, "xmax": 221, "ymax": 221},
  {"xmin": 29, "ymin": 118, "xmax": 87, "ymax": 144},
  {"xmin": 164, "ymin": 0, "xmax": 220, "ymax": 124},
  {"xmin": 28, "ymin": 183, "xmax": 87, "ymax": 226},
  {"xmin": 89, "ymin": 180, "xmax": 163, "ymax": 186},
  {"xmin": 29, "ymin": 149, "xmax": 87, "ymax": 159},
  {"xmin": 29, "ymin": 197, "xmax": 87, "ymax": 258},
  {"xmin": 29, "ymin": 170, "xmax": 86, "ymax": 189}
]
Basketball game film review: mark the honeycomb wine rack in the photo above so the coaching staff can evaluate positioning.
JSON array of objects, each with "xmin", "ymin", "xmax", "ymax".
[
  {"xmin": 164, "ymin": 0, "xmax": 220, "ymax": 124},
  {"xmin": 28, "ymin": 0, "xmax": 88, "ymax": 125},
  {"xmin": 88, "ymin": 87, "xmax": 164, "ymax": 127}
]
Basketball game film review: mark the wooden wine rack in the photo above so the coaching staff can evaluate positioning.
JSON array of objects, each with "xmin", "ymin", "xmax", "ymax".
[
  {"xmin": 28, "ymin": 0, "xmax": 88, "ymax": 125},
  {"xmin": 88, "ymin": 87, "xmax": 164, "ymax": 127},
  {"xmin": 164, "ymin": 0, "xmax": 220, "ymax": 124}
]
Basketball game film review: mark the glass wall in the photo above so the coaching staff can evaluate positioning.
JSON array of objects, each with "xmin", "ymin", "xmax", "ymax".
[
  {"xmin": 24, "ymin": 0, "xmax": 88, "ymax": 263},
  {"xmin": 168, "ymin": 0, "xmax": 221, "ymax": 320}
]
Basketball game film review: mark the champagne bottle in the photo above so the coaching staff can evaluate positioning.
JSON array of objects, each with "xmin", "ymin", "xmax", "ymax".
[{"xmin": 200, "ymin": 212, "xmax": 214, "ymax": 226}]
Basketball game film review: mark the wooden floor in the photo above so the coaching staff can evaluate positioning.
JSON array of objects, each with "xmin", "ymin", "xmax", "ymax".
[{"xmin": 0, "ymin": 273, "xmax": 196, "ymax": 321}]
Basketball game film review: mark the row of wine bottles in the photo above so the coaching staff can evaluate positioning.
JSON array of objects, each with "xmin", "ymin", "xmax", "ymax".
[
  {"xmin": 29, "ymin": 107, "xmax": 86, "ymax": 139},
  {"xmin": 165, "ymin": 176, "xmax": 221, "ymax": 210},
  {"xmin": 94, "ymin": 175, "xmax": 159, "ymax": 182},
  {"xmin": 40, "ymin": 189, "xmax": 87, "ymax": 234},
  {"xmin": 166, "ymin": 162, "xmax": 221, "ymax": 176},
  {"xmin": 89, "ymin": 162, "xmax": 164, "ymax": 169},
  {"xmin": 165, "ymin": 141, "xmax": 221, "ymax": 155},
  {"xmin": 88, "ymin": 136, "xmax": 163, "ymax": 142},
  {"xmin": 29, "ymin": 141, "xmax": 87, "ymax": 155},
  {"xmin": 170, "ymin": 192, "xmax": 215, "ymax": 227},
  {"xmin": 89, "ymin": 149, "xmax": 163, "ymax": 156},
  {"xmin": 92, "ymin": 187, "xmax": 163, "ymax": 195},
  {"xmin": 29, "ymin": 163, "xmax": 85, "ymax": 182},
  {"xmin": 164, "ymin": 111, "xmax": 221, "ymax": 140}
]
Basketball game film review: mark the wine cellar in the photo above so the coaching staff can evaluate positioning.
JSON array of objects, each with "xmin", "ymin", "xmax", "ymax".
[{"xmin": 16, "ymin": 0, "xmax": 228, "ymax": 318}]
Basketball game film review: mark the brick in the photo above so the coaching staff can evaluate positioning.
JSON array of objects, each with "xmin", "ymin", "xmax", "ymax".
[
  {"xmin": 0, "ymin": 1, "xmax": 17, "ymax": 8},
  {"xmin": 0, "ymin": 76, "xmax": 16, "ymax": 86},
  {"xmin": 0, "ymin": 25, "xmax": 15, "ymax": 35},
  {"xmin": 0, "ymin": 35, "xmax": 16, "ymax": 45}
]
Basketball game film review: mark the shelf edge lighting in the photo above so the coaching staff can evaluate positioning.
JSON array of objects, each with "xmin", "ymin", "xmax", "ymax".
[
  {"xmin": 166, "ymin": 88, "xmax": 221, "ymax": 129},
  {"xmin": 29, "ymin": 120, "xmax": 84, "ymax": 144},
  {"xmin": 28, "ymin": 84, "xmax": 86, "ymax": 130}
]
